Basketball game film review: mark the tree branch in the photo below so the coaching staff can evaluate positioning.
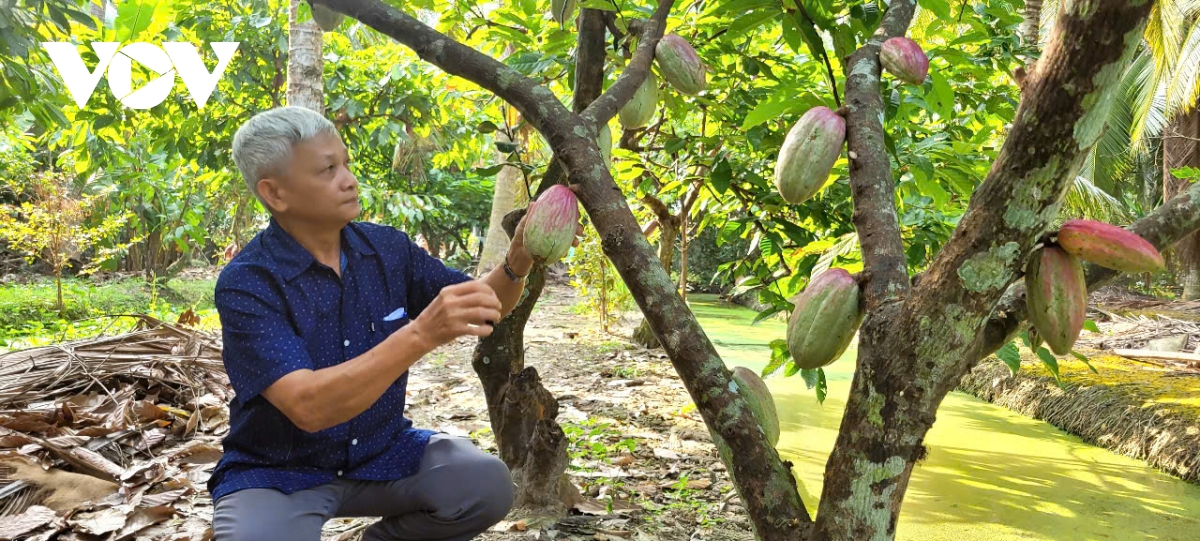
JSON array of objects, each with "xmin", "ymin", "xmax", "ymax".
[
  {"xmin": 316, "ymin": 0, "xmax": 572, "ymax": 140},
  {"xmin": 579, "ymin": 0, "xmax": 675, "ymax": 127},
  {"xmin": 840, "ymin": 0, "xmax": 917, "ymax": 309},
  {"xmin": 966, "ymin": 178, "xmax": 1200, "ymax": 375},
  {"xmin": 573, "ymin": 9, "xmax": 608, "ymax": 112}
]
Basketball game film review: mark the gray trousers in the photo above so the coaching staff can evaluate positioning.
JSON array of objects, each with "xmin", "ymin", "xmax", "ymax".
[{"xmin": 212, "ymin": 434, "xmax": 514, "ymax": 541}]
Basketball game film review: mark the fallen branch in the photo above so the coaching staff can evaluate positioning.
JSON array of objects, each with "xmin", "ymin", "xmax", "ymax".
[{"xmin": 1112, "ymin": 349, "xmax": 1200, "ymax": 369}]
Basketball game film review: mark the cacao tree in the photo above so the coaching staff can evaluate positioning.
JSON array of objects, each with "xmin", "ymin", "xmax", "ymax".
[{"xmin": 302, "ymin": 0, "xmax": 1200, "ymax": 539}]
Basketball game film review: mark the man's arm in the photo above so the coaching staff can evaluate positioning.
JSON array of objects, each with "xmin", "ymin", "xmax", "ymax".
[{"xmin": 263, "ymin": 280, "xmax": 501, "ymax": 433}]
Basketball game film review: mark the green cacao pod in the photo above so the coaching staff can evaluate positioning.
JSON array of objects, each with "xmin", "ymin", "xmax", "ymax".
[
  {"xmin": 774, "ymin": 106, "xmax": 846, "ymax": 205},
  {"xmin": 310, "ymin": 3, "xmax": 345, "ymax": 32},
  {"xmin": 1056, "ymin": 219, "xmax": 1164, "ymax": 273},
  {"xmin": 598, "ymin": 123, "xmax": 612, "ymax": 168},
  {"xmin": 731, "ymin": 366, "xmax": 779, "ymax": 446},
  {"xmin": 551, "ymin": 0, "xmax": 576, "ymax": 26},
  {"xmin": 879, "ymin": 37, "xmax": 928, "ymax": 85},
  {"xmin": 523, "ymin": 185, "xmax": 580, "ymax": 264},
  {"xmin": 787, "ymin": 268, "xmax": 862, "ymax": 370},
  {"xmin": 1026, "ymin": 246, "xmax": 1087, "ymax": 356},
  {"xmin": 655, "ymin": 34, "xmax": 706, "ymax": 95},
  {"xmin": 618, "ymin": 72, "xmax": 659, "ymax": 130}
]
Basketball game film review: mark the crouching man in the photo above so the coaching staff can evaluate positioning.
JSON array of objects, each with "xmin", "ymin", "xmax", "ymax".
[{"xmin": 210, "ymin": 106, "xmax": 577, "ymax": 541}]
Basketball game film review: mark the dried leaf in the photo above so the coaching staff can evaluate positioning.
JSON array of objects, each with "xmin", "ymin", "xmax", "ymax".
[
  {"xmin": 0, "ymin": 505, "xmax": 56, "ymax": 540},
  {"xmin": 137, "ymin": 487, "xmax": 188, "ymax": 508},
  {"xmin": 112, "ymin": 505, "xmax": 174, "ymax": 540},
  {"xmin": 67, "ymin": 506, "xmax": 127, "ymax": 535},
  {"xmin": 170, "ymin": 442, "xmax": 222, "ymax": 465},
  {"xmin": 120, "ymin": 459, "xmax": 166, "ymax": 486}
]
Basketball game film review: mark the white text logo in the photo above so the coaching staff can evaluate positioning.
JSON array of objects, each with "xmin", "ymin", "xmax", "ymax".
[{"xmin": 41, "ymin": 41, "xmax": 240, "ymax": 110}]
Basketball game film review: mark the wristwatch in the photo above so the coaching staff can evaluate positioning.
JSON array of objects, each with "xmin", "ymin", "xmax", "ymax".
[{"xmin": 503, "ymin": 255, "xmax": 527, "ymax": 282}]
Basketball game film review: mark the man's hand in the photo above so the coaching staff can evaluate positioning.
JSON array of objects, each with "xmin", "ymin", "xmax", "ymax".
[{"xmin": 409, "ymin": 281, "xmax": 503, "ymax": 349}]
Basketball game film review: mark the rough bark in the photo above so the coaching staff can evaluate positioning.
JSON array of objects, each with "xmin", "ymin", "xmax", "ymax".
[
  {"xmin": 477, "ymin": 130, "xmax": 524, "ymax": 276},
  {"xmin": 812, "ymin": 2, "xmax": 1154, "ymax": 540},
  {"xmin": 841, "ymin": 2, "xmax": 915, "ymax": 309},
  {"xmin": 1020, "ymin": 0, "xmax": 1042, "ymax": 49},
  {"xmin": 287, "ymin": 0, "xmax": 324, "ymax": 113},
  {"xmin": 633, "ymin": 195, "xmax": 679, "ymax": 348},
  {"xmin": 1163, "ymin": 107, "xmax": 1200, "ymax": 299}
]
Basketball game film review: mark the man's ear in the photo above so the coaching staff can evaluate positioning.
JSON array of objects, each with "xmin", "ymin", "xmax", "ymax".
[{"xmin": 257, "ymin": 177, "xmax": 287, "ymax": 213}]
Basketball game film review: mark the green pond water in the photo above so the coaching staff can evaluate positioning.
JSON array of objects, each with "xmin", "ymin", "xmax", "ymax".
[{"xmin": 688, "ymin": 295, "xmax": 1200, "ymax": 541}]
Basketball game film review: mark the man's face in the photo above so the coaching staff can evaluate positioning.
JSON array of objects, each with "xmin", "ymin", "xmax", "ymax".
[{"xmin": 259, "ymin": 131, "xmax": 360, "ymax": 226}]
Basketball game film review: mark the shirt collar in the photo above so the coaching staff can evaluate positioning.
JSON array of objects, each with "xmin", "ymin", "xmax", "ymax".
[{"xmin": 264, "ymin": 217, "xmax": 375, "ymax": 282}]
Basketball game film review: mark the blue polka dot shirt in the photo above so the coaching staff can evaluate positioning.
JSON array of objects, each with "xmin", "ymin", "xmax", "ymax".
[{"xmin": 208, "ymin": 217, "xmax": 472, "ymax": 501}]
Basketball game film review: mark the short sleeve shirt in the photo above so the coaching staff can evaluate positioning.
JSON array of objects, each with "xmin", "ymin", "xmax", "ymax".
[{"xmin": 207, "ymin": 217, "xmax": 472, "ymax": 501}]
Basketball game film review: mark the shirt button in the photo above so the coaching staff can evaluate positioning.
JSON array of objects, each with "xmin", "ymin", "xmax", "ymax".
[
  {"xmin": 351, "ymin": 439, "xmax": 358, "ymax": 445},
  {"xmin": 343, "ymin": 340, "xmax": 350, "ymax": 346}
]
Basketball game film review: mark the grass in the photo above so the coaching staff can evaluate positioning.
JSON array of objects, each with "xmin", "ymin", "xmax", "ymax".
[
  {"xmin": 1019, "ymin": 352, "xmax": 1200, "ymax": 421},
  {"xmin": 0, "ymin": 274, "xmax": 218, "ymax": 348}
]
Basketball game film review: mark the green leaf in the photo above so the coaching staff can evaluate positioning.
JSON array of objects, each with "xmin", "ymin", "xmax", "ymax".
[
  {"xmin": 784, "ymin": 359, "xmax": 802, "ymax": 377},
  {"xmin": 577, "ymin": 0, "xmax": 618, "ymax": 11},
  {"xmin": 1018, "ymin": 330, "xmax": 1031, "ymax": 349},
  {"xmin": 742, "ymin": 88, "xmax": 815, "ymax": 130},
  {"xmin": 926, "ymin": 70, "xmax": 953, "ymax": 118},
  {"xmin": 915, "ymin": 175, "xmax": 950, "ymax": 208},
  {"xmin": 783, "ymin": 11, "xmax": 836, "ymax": 94},
  {"xmin": 711, "ymin": 158, "xmax": 732, "ymax": 194},
  {"xmin": 474, "ymin": 164, "xmax": 505, "ymax": 176},
  {"xmin": 762, "ymin": 339, "xmax": 790, "ymax": 377},
  {"xmin": 752, "ymin": 304, "xmax": 786, "ymax": 324},
  {"xmin": 1070, "ymin": 350, "xmax": 1100, "ymax": 374},
  {"xmin": 1035, "ymin": 347, "xmax": 1065, "ymax": 388},
  {"xmin": 995, "ymin": 341, "xmax": 1022, "ymax": 375},
  {"xmin": 115, "ymin": 0, "xmax": 169, "ymax": 42},
  {"xmin": 800, "ymin": 368, "xmax": 818, "ymax": 389},
  {"xmin": 1083, "ymin": 319, "xmax": 1100, "ymax": 333},
  {"xmin": 816, "ymin": 368, "xmax": 827, "ymax": 403},
  {"xmin": 918, "ymin": 0, "xmax": 952, "ymax": 20},
  {"xmin": 477, "ymin": 121, "xmax": 498, "ymax": 133},
  {"xmin": 494, "ymin": 141, "xmax": 518, "ymax": 153}
]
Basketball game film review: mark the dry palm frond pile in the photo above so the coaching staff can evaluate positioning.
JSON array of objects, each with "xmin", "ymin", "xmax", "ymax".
[{"xmin": 0, "ymin": 315, "xmax": 229, "ymax": 541}]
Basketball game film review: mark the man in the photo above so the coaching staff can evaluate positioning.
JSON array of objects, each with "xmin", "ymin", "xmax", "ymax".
[{"xmin": 211, "ymin": 106, "xmax": 575, "ymax": 541}]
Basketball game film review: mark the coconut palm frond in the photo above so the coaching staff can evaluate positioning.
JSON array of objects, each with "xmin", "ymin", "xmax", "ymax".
[
  {"xmin": 1064, "ymin": 166, "xmax": 1130, "ymax": 223},
  {"xmin": 1090, "ymin": 58, "xmax": 1143, "ymax": 192},
  {"xmin": 1038, "ymin": 0, "xmax": 1061, "ymax": 46},
  {"xmin": 1144, "ymin": 4, "xmax": 1183, "ymax": 88},
  {"xmin": 812, "ymin": 232, "xmax": 859, "ymax": 278},
  {"xmin": 1128, "ymin": 49, "xmax": 1169, "ymax": 150},
  {"xmin": 1166, "ymin": 20, "xmax": 1200, "ymax": 115}
]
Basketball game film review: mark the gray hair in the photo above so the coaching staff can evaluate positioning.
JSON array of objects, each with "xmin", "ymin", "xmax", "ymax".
[{"xmin": 231, "ymin": 106, "xmax": 338, "ymax": 207}]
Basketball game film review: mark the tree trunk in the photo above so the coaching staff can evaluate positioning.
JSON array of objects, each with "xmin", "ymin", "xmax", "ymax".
[
  {"xmin": 469, "ymin": 8, "xmax": 609, "ymax": 513},
  {"xmin": 477, "ymin": 131, "xmax": 524, "ymax": 276},
  {"xmin": 288, "ymin": 0, "xmax": 325, "ymax": 113},
  {"xmin": 472, "ymin": 263, "xmax": 580, "ymax": 509},
  {"xmin": 633, "ymin": 217, "xmax": 676, "ymax": 348},
  {"xmin": 1020, "ymin": 0, "xmax": 1042, "ymax": 49},
  {"xmin": 1164, "ymin": 107, "xmax": 1200, "ymax": 299}
]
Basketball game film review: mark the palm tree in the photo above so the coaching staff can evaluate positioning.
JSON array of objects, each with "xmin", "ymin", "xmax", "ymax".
[{"xmin": 287, "ymin": 0, "xmax": 326, "ymax": 112}]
